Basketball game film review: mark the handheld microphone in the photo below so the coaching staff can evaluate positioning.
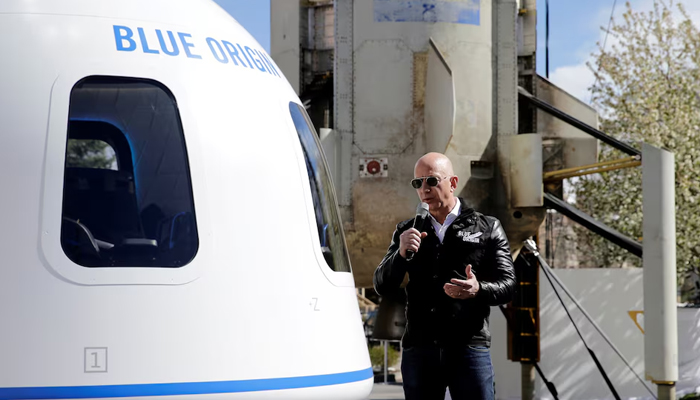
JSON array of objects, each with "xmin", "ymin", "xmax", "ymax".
[{"xmin": 406, "ymin": 202, "xmax": 430, "ymax": 261}]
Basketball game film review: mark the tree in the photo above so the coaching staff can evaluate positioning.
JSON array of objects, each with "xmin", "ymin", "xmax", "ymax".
[
  {"xmin": 65, "ymin": 139, "xmax": 116, "ymax": 170},
  {"xmin": 572, "ymin": 0, "xmax": 700, "ymax": 278}
]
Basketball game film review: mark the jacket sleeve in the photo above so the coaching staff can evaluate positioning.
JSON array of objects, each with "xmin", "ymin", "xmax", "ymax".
[
  {"xmin": 477, "ymin": 219, "xmax": 516, "ymax": 306},
  {"xmin": 373, "ymin": 225, "xmax": 409, "ymax": 295}
]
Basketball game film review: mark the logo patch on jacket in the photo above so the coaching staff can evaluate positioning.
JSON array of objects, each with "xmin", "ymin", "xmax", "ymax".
[{"xmin": 458, "ymin": 231, "xmax": 483, "ymax": 243}]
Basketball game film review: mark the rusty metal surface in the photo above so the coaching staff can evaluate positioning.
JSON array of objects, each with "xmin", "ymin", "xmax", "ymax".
[
  {"xmin": 346, "ymin": 170, "xmax": 417, "ymax": 288},
  {"xmin": 412, "ymin": 51, "xmax": 427, "ymax": 110}
]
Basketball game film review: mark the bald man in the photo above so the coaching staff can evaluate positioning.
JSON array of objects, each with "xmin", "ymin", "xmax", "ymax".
[{"xmin": 374, "ymin": 152, "xmax": 515, "ymax": 400}]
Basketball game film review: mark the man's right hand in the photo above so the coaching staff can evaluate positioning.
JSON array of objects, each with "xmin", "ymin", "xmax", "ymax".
[{"xmin": 399, "ymin": 228, "xmax": 428, "ymax": 259}]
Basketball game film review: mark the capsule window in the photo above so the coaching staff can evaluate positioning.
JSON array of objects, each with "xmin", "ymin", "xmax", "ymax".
[
  {"xmin": 61, "ymin": 77, "xmax": 198, "ymax": 267},
  {"xmin": 289, "ymin": 102, "xmax": 351, "ymax": 273}
]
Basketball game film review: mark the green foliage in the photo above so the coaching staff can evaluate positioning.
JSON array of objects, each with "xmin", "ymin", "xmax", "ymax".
[
  {"xmin": 368, "ymin": 344, "xmax": 400, "ymax": 369},
  {"xmin": 66, "ymin": 139, "xmax": 116, "ymax": 169},
  {"xmin": 574, "ymin": 0, "xmax": 700, "ymax": 277},
  {"xmin": 681, "ymin": 393, "xmax": 700, "ymax": 400}
]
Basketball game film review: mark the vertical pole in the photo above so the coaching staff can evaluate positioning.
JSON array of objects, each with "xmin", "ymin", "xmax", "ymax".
[
  {"xmin": 657, "ymin": 383, "xmax": 676, "ymax": 400},
  {"xmin": 400, "ymin": 340, "xmax": 403, "ymax": 381},
  {"xmin": 642, "ymin": 143, "xmax": 678, "ymax": 391},
  {"xmin": 521, "ymin": 362, "xmax": 536, "ymax": 400},
  {"xmin": 545, "ymin": 0, "xmax": 549, "ymax": 78},
  {"xmin": 383, "ymin": 340, "xmax": 388, "ymax": 384},
  {"xmin": 546, "ymin": 211, "xmax": 552, "ymax": 266}
]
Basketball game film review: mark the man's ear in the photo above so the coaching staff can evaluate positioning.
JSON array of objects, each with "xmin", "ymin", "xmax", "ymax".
[{"xmin": 450, "ymin": 176, "xmax": 459, "ymax": 190}]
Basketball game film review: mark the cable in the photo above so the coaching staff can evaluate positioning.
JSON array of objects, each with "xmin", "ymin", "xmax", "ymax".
[
  {"xmin": 533, "ymin": 362, "xmax": 559, "ymax": 400},
  {"xmin": 498, "ymin": 306, "xmax": 559, "ymax": 400},
  {"xmin": 522, "ymin": 239, "xmax": 657, "ymax": 399},
  {"xmin": 601, "ymin": 0, "xmax": 618, "ymax": 56},
  {"xmin": 539, "ymin": 262, "xmax": 657, "ymax": 398},
  {"xmin": 593, "ymin": 0, "xmax": 618, "ymax": 90},
  {"xmin": 538, "ymin": 260, "xmax": 621, "ymax": 400}
]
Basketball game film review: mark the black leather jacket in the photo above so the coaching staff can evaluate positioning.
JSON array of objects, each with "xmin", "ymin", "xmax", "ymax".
[{"xmin": 373, "ymin": 198, "xmax": 515, "ymax": 348}]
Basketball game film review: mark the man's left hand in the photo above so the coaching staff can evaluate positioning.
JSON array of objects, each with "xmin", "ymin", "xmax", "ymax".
[{"xmin": 444, "ymin": 264, "xmax": 479, "ymax": 299}]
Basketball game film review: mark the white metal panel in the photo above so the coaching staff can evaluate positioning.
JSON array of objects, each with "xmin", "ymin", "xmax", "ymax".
[
  {"xmin": 424, "ymin": 38, "xmax": 455, "ymax": 154},
  {"xmin": 271, "ymin": 0, "xmax": 301, "ymax": 93},
  {"xmin": 495, "ymin": 0, "xmax": 518, "ymax": 210},
  {"xmin": 495, "ymin": 0, "xmax": 518, "ymax": 138},
  {"xmin": 492, "ymin": 269, "xmax": 700, "ymax": 399},
  {"xmin": 352, "ymin": 0, "xmax": 493, "ymax": 172},
  {"xmin": 507, "ymin": 133, "xmax": 543, "ymax": 207},
  {"xmin": 0, "ymin": 1, "xmax": 371, "ymax": 398},
  {"xmin": 334, "ymin": 0, "xmax": 354, "ymax": 207},
  {"xmin": 536, "ymin": 76, "xmax": 599, "ymax": 169},
  {"xmin": 314, "ymin": 5, "xmax": 335, "ymax": 50},
  {"xmin": 0, "ymin": 0, "xmax": 239, "ymax": 28},
  {"xmin": 518, "ymin": 0, "xmax": 537, "ymax": 55},
  {"xmin": 354, "ymin": 39, "xmax": 414, "ymax": 154}
]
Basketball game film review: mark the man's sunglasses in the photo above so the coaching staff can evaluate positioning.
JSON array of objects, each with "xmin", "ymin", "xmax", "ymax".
[{"xmin": 411, "ymin": 176, "xmax": 449, "ymax": 189}]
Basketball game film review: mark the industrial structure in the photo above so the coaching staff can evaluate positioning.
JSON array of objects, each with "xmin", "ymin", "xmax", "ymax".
[
  {"xmin": 271, "ymin": 0, "xmax": 598, "ymax": 289},
  {"xmin": 271, "ymin": 1, "xmax": 682, "ymax": 399}
]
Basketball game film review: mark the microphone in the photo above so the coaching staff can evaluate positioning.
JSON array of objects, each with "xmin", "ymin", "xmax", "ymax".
[{"xmin": 406, "ymin": 202, "xmax": 430, "ymax": 261}]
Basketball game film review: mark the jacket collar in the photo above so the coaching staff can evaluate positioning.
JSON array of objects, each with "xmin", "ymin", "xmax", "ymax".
[
  {"xmin": 451, "ymin": 197, "xmax": 476, "ymax": 227},
  {"xmin": 457, "ymin": 197, "xmax": 475, "ymax": 218}
]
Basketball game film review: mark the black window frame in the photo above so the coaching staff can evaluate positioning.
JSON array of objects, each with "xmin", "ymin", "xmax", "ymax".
[
  {"xmin": 60, "ymin": 76, "xmax": 199, "ymax": 268},
  {"xmin": 289, "ymin": 102, "xmax": 352, "ymax": 273}
]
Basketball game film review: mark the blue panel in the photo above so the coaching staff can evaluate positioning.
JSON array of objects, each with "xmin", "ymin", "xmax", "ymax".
[
  {"xmin": 374, "ymin": 0, "xmax": 480, "ymax": 25},
  {"xmin": 0, "ymin": 368, "xmax": 373, "ymax": 399}
]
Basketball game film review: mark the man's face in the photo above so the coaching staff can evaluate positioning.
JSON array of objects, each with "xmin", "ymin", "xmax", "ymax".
[{"xmin": 413, "ymin": 162, "xmax": 457, "ymax": 212}]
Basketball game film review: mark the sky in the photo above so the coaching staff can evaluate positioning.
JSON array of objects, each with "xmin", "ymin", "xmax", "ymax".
[{"xmin": 214, "ymin": 0, "xmax": 700, "ymax": 104}]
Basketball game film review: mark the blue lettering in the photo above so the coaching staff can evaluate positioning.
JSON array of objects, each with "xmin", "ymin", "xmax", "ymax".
[
  {"xmin": 156, "ymin": 30, "xmax": 179, "ymax": 56},
  {"xmin": 245, "ymin": 46, "xmax": 266, "ymax": 72},
  {"xmin": 114, "ymin": 25, "xmax": 136, "ymax": 52},
  {"xmin": 236, "ymin": 43, "xmax": 254, "ymax": 69},
  {"xmin": 178, "ymin": 32, "xmax": 202, "ymax": 59},
  {"xmin": 256, "ymin": 50, "xmax": 280, "ymax": 77},
  {"xmin": 206, "ymin": 38, "xmax": 229, "ymax": 64},
  {"xmin": 222, "ymin": 41, "xmax": 247, "ymax": 67},
  {"xmin": 137, "ymin": 27, "xmax": 159, "ymax": 54}
]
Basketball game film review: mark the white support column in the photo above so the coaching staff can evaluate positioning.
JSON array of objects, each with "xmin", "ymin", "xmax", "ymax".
[{"xmin": 642, "ymin": 143, "xmax": 678, "ymax": 391}]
